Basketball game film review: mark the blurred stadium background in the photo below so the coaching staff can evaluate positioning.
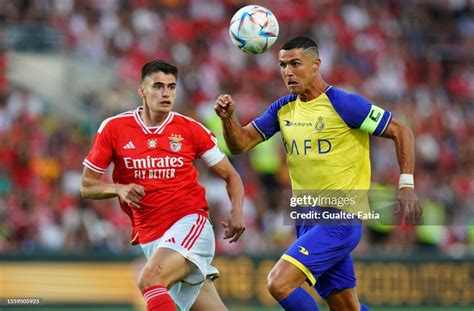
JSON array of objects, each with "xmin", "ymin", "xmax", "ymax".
[{"xmin": 0, "ymin": 0, "xmax": 473, "ymax": 310}]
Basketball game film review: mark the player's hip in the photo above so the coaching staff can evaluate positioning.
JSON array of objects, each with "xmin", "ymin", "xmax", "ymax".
[
  {"xmin": 134, "ymin": 207, "xmax": 209, "ymax": 243},
  {"xmin": 140, "ymin": 213, "xmax": 215, "ymax": 259}
]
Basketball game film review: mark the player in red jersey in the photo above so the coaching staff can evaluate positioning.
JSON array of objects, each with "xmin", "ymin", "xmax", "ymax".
[{"xmin": 81, "ymin": 60, "xmax": 245, "ymax": 311}]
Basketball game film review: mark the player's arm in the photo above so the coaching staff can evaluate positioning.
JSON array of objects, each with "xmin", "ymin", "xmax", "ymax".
[
  {"xmin": 381, "ymin": 118, "xmax": 414, "ymax": 175},
  {"xmin": 80, "ymin": 167, "xmax": 145, "ymax": 209},
  {"xmin": 214, "ymin": 94, "xmax": 263, "ymax": 154},
  {"xmin": 209, "ymin": 157, "xmax": 246, "ymax": 243},
  {"xmin": 333, "ymin": 91, "xmax": 422, "ymax": 224},
  {"xmin": 381, "ymin": 118, "xmax": 422, "ymax": 224}
]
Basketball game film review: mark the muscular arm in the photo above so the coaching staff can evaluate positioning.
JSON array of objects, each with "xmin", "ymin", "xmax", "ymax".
[
  {"xmin": 381, "ymin": 118, "xmax": 415, "ymax": 174},
  {"xmin": 209, "ymin": 157, "xmax": 246, "ymax": 242},
  {"xmin": 81, "ymin": 168, "xmax": 119, "ymax": 199},
  {"xmin": 215, "ymin": 94, "xmax": 263, "ymax": 154},
  {"xmin": 222, "ymin": 117, "xmax": 263, "ymax": 154},
  {"xmin": 380, "ymin": 118, "xmax": 421, "ymax": 223},
  {"xmin": 80, "ymin": 167, "xmax": 145, "ymax": 208}
]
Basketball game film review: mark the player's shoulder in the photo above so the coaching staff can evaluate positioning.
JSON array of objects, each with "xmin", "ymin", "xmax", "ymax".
[
  {"xmin": 172, "ymin": 112, "xmax": 211, "ymax": 133},
  {"xmin": 325, "ymin": 86, "xmax": 369, "ymax": 106},
  {"xmin": 97, "ymin": 109, "xmax": 136, "ymax": 133},
  {"xmin": 325, "ymin": 86, "xmax": 373, "ymax": 128},
  {"xmin": 271, "ymin": 94, "xmax": 298, "ymax": 110}
]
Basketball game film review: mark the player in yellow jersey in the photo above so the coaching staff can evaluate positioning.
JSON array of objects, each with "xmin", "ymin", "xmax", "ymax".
[{"xmin": 215, "ymin": 36, "xmax": 422, "ymax": 310}]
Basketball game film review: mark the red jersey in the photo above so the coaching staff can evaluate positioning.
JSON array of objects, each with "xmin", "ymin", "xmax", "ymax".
[{"xmin": 83, "ymin": 108, "xmax": 224, "ymax": 244}]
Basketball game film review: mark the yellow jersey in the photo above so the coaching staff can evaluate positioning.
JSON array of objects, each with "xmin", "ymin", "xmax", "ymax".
[{"xmin": 251, "ymin": 86, "xmax": 392, "ymax": 214}]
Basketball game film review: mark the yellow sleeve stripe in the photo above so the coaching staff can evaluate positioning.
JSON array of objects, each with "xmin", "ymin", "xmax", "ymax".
[
  {"xmin": 281, "ymin": 254, "xmax": 316, "ymax": 286},
  {"xmin": 251, "ymin": 121, "xmax": 267, "ymax": 140}
]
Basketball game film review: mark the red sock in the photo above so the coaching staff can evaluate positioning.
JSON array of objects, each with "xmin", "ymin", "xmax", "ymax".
[{"xmin": 142, "ymin": 285, "xmax": 176, "ymax": 311}]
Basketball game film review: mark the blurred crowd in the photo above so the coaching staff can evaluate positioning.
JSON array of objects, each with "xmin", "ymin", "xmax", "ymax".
[{"xmin": 0, "ymin": 0, "xmax": 473, "ymax": 258}]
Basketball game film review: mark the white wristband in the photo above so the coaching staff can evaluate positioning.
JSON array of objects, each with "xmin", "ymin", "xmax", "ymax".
[{"xmin": 399, "ymin": 173, "xmax": 414, "ymax": 189}]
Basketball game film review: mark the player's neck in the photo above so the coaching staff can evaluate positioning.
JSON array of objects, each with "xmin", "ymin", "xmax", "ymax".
[
  {"xmin": 298, "ymin": 78, "xmax": 328, "ymax": 102},
  {"xmin": 140, "ymin": 108, "xmax": 170, "ymax": 127}
]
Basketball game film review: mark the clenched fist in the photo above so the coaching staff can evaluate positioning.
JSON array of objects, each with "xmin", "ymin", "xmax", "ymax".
[{"xmin": 215, "ymin": 94, "xmax": 236, "ymax": 120}]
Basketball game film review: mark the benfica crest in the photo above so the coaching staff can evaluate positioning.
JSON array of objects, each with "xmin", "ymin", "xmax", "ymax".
[
  {"xmin": 168, "ymin": 134, "xmax": 183, "ymax": 152},
  {"xmin": 147, "ymin": 138, "xmax": 158, "ymax": 149}
]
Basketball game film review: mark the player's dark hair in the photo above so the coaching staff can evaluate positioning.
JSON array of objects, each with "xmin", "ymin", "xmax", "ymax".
[
  {"xmin": 281, "ymin": 36, "xmax": 319, "ymax": 55},
  {"xmin": 141, "ymin": 60, "xmax": 178, "ymax": 81}
]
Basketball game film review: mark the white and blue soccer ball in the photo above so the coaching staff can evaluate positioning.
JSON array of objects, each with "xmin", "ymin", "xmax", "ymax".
[{"xmin": 229, "ymin": 5, "xmax": 279, "ymax": 54}]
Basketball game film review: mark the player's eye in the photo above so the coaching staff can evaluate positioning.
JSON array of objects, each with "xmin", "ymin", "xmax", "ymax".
[
  {"xmin": 291, "ymin": 62, "xmax": 300, "ymax": 68},
  {"xmin": 279, "ymin": 62, "xmax": 286, "ymax": 69},
  {"xmin": 169, "ymin": 85, "xmax": 176, "ymax": 90},
  {"xmin": 153, "ymin": 84, "xmax": 162, "ymax": 90}
]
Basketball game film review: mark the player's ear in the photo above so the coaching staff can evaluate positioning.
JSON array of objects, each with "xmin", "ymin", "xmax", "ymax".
[
  {"xmin": 138, "ymin": 85, "xmax": 145, "ymax": 98},
  {"xmin": 312, "ymin": 58, "xmax": 321, "ymax": 73}
]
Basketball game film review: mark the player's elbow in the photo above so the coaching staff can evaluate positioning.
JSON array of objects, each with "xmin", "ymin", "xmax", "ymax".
[
  {"xmin": 224, "ymin": 127, "xmax": 260, "ymax": 154},
  {"xmin": 228, "ymin": 145, "xmax": 246, "ymax": 155},
  {"xmin": 384, "ymin": 118, "xmax": 414, "ymax": 142},
  {"xmin": 227, "ymin": 140, "xmax": 254, "ymax": 155},
  {"xmin": 226, "ymin": 146, "xmax": 239, "ymax": 155},
  {"xmin": 80, "ymin": 180, "xmax": 91, "ymax": 198},
  {"xmin": 397, "ymin": 122, "xmax": 414, "ymax": 143},
  {"xmin": 80, "ymin": 186, "xmax": 89, "ymax": 199}
]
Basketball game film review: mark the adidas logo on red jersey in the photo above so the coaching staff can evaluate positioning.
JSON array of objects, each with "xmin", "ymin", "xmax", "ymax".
[
  {"xmin": 123, "ymin": 141, "xmax": 136, "ymax": 149},
  {"xmin": 164, "ymin": 237, "xmax": 175, "ymax": 243}
]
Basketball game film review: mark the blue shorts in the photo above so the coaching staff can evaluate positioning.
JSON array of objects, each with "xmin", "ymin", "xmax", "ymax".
[{"xmin": 282, "ymin": 207, "xmax": 362, "ymax": 299}]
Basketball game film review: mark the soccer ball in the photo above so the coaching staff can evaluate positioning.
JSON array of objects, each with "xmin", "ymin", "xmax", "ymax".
[{"xmin": 229, "ymin": 5, "xmax": 279, "ymax": 54}]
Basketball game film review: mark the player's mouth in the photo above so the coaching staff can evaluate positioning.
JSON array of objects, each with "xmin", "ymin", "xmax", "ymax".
[
  {"xmin": 287, "ymin": 81, "xmax": 299, "ymax": 87},
  {"xmin": 160, "ymin": 101, "xmax": 172, "ymax": 106}
]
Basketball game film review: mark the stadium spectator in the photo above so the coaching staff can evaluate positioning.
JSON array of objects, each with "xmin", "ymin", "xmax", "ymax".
[{"xmin": 0, "ymin": 0, "xmax": 473, "ymax": 258}]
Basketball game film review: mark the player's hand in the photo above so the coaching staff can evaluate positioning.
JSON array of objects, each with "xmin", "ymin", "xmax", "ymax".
[
  {"xmin": 395, "ymin": 187, "xmax": 422, "ymax": 224},
  {"xmin": 222, "ymin": 210, "xmax": 246, "ymax": 243},
  {"xmin": 215, "ymin": 94, "xmax": 235, "ymax": 120},
  {"xmin": 116, "ymin": 183, "xmax": 145, "ymax": 209}
]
